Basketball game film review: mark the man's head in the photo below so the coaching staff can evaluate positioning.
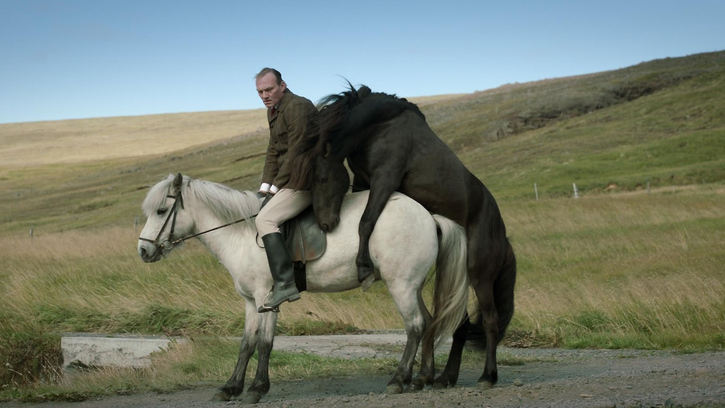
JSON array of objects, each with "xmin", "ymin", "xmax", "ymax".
[{"xmin": 255, "ymin": 68, "xmax": 286, "ymax": 109}]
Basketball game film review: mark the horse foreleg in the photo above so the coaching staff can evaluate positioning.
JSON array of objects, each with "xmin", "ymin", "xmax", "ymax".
[
  {"xmin": 242, "ymin": 311, "xmax": 278, "ymax": 404},
  {"xmin": 357, "ymin": 183, "xmax": 397, "ymax": 290},
  {"xmin": 433, "ymin": 314, "xmax": 470, "ymax": 389},
  {"xmin": 214, "ymin": 302, "xmax": 260, "ymax": 401}
]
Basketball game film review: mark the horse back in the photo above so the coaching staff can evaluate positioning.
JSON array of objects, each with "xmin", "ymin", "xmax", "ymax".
[{"xmin": 348, "ymin": 110, "xmax": 484, "ymax": 226}]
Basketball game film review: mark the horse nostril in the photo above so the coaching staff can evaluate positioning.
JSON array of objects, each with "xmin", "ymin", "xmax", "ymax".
[{"xmin": 140, "ymin": 247, "xmax": 148, "ymax": 258}]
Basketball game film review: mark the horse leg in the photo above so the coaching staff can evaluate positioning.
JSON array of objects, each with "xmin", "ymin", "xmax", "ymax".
[
  {"xmin": 433, "ymin": 314, "xmax": 470, "ymax": 388},
  {"xmin": 386, "ymin": 286, "xmax": 425, "ymax": 394},
  {"xmin": 356, "ymin": 181, "xmax": 399, "ymax": 290},
  {"xmin": 213, "ymin": 302, "xmax": 260, "ymax": 401},
  {"xmin": 242, "ymin": 311, "xmax": 278, "ymax": 404},
  {"xmin": 467, "ymin": 230, "xmax": 506, "ymax": 390},
  {"xmin": 411, "ymin": 296, "xmax": 434, "ymax": 391}
]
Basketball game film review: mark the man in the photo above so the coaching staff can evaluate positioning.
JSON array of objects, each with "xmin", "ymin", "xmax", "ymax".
[{"xmin": 254, "ymin": 68, "xmax": 318, "ymax": 313}]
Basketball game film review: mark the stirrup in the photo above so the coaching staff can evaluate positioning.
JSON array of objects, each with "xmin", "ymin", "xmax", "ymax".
[
  {"xmin": 257, "ymin": 291, "xmax": 282, "ymax": 313},
  {"xmin": 257, "ymin": 305, "xmax": 280, "ymax": 313},
  {"xmin": 258, "ymin": 292, "xmax": 281, "ymax": 313}
]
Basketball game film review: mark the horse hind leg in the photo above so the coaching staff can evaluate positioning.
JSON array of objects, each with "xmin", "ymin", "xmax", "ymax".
[
  {"xmin": 469, "ymin": 259, "xmax": 504, "ymax": 390},
  {"xmin": 433, "ymin": 314, "xmax": 470, "ymax": 389},
  {"xmin": 410, "ymin": 298, "xmax": 434, "ymax": 391},
  {"xmin": 386, "ymin": 286, "xmax": 426, "ymax": 394}
]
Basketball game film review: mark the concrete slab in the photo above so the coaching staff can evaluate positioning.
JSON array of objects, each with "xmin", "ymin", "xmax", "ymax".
[
  {"xmin": 60, "ymin": 331, "xmax": 449, "ymax": 369},
  {"xmin": 61, "ymin": 333, "xmax": 186, "ymax": 369}
]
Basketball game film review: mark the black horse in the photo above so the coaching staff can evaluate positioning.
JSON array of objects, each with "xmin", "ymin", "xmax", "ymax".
[{"xmin": 288, "ymin": 85, "xmax": 517, "ymax": 390}]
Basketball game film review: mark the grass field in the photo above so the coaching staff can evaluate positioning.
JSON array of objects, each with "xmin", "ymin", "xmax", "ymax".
[{"xmin": 1, "ymin": 51, "xmax": 724, "ymax": 400}]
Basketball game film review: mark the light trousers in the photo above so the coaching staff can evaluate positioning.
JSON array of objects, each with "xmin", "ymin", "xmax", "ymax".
[{"xmin": 255, "ymin": 188, "xmax": 312, "ymax": 237}]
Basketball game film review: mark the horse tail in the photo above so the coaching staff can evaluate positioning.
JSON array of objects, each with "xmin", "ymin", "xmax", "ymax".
[
  {"xmin": 426, "ymin": 215, "xmax": 469, "ymax": 350},
  {"xmin": 467, "ymin": 239, "xmax": 517, "ymax": 349}
]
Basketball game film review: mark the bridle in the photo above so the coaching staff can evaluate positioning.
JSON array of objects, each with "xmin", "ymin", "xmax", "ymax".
[
  {"xmin": 138, "ymin": 191, "xmax": 255, "ymax": 256},
  {"xmin": 138, "ymin": 192, "xmax": 185, "ymax": 255}
]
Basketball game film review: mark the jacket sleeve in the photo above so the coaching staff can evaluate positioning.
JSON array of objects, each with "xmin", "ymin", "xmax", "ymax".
[{"xmin": 261, "ymin": 134, "xmax": 280, "ymax": 186}]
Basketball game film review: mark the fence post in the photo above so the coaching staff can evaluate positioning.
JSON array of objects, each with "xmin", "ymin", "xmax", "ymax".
[
  {"xmin": 534, "ymin": 182, "xmax": 539, "ymax": 202},
  {"xmin": 573, "ymin": 183, "xmax": 579, "ymax": 199},
  {"xmin": 30, "ymin": 225, "xmax": 34, "ymax": 240}
]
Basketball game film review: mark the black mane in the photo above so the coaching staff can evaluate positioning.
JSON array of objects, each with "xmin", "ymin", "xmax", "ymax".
[{"xmin": 318, "ymin": 85, "xmax": 425, "ymax": 157}]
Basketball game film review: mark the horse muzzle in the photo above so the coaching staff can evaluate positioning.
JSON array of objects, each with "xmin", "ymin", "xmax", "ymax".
[
  {"xmin": 138, "ymin": 239, "xmax": 167, "ymax": 263},
  {"xmin": 317, "ymin": 215, "xmax": 340, "ymax": 233}
]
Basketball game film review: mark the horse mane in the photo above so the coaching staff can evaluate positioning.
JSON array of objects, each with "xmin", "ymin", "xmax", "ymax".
[
  {"xmin": 143, "ymin": 174, "xmax": 260, "ymax": 228},
  {"xmin": 286, "ymin": 84, "xmax": 425, "ymax": 189}
]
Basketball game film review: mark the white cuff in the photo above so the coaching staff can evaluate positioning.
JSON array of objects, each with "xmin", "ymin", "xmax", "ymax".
[
  {"xmin": 259, "ymin": 183, "xmax": 271, "ymax": 193},
  {"xmin": 270, "ymin": 185, "xmax": 279, "ymax": 194}
]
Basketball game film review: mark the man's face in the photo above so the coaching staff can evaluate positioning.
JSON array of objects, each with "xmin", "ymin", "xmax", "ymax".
[{"xmin": 256, "ymin": 73, "xmax": 286, "ymax": 108}]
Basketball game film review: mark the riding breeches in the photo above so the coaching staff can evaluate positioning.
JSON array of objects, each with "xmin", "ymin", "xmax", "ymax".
[{"xmin": 255, "ymin": 188, "xmax": 312, "ymax": 237}]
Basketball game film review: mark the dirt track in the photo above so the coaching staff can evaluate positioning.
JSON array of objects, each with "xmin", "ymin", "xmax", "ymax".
[{"xmin": 3, "ymin": 334, "xmax": 724, "ymax": 407}]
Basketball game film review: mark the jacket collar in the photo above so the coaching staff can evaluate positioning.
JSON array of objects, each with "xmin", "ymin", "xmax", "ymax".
[{"xmin": 269, "ymin": 89, "xmax": 294, "ymax": 121}]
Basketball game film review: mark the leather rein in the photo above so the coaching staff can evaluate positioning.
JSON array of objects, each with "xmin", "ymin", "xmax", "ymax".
[{"xmin": 138, "ymin": 192, "xmax": 255, "ymax": 255}]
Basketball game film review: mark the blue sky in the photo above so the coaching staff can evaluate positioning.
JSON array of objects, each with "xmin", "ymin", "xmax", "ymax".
[{"xmin": 1, "ymin": 0, "xmax": 723, "ymax": 124}]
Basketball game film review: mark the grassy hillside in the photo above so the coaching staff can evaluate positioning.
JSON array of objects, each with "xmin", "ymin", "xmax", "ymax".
[
  {"xmin": 1, "ymin": 51, "xmax": 723, "ymax": 235},
  {"xmin": 1, "ymin": 51, "xmax": 724, "ymax": 397}
]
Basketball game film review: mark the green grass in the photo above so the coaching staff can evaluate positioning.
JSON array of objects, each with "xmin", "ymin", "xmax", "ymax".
[{"xmin": 1, "ymin": 51, "xmax": 725, "ymax": 400}]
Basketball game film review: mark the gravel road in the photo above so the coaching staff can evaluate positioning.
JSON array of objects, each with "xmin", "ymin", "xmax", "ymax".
[{"xmin": 3, "ymin": 334, "xmax": 724, "ymax": 407}]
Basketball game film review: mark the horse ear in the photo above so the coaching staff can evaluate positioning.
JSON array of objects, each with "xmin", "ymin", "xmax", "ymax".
[{"xmin": 173, "ymin": 173, "xmax": 183, "ymax": 190}]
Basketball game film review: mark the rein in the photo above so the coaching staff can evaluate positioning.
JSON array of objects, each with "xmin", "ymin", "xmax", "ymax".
[{"xmin": 138, "ymin": 191, "xmax": 256, "ymax": 254}]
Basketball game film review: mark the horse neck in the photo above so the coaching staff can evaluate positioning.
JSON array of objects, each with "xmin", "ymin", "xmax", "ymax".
[{"xmin": 184, "ymin": 192, "xmax": 260, "ymax": 269}]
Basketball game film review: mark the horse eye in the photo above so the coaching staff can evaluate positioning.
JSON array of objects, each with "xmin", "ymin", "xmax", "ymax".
[{"xmin": 157, "ymin": 208, "xmax": 168, "ymax": 216}]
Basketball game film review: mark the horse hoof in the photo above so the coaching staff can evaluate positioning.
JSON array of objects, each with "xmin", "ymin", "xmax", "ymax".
[
  {"xmin": 241, "ymin": 391, "xmax": 262, "ymax": 404},
  {"xmin": 432, "ymin": 381, "xmax": 448, "ymax": 389},
  {"xmin": 211, "ymin": 390, "xmax": 232, "ymax": 401},
  {"xmin": 386, "ymin": 383, "xmax": 404, "ymax": 395},
  {"xmin": 360, "ymin": 274, "xmax": 375, "ymax": 292},
  {"xmin": 478, "ymin": 381, "xmax": 494, "ymax": 391},
  {"xmin": 410, "ymin": 380, "xmax": 425, "ymax": 391}
]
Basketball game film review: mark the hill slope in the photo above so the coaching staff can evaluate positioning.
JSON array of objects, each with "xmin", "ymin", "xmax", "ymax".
[{"xmin": 0, "ymin": 51, "xmax": 723, "ymax": 234}]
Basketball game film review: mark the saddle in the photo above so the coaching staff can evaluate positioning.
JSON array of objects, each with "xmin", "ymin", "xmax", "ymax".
[{"xmin": 262, "ymin": 206, "xmax": 326, "ymax": 292}]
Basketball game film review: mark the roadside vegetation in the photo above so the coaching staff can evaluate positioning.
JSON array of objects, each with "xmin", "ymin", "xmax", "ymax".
[{"xmin": 1, "ymin": 51, "xmax": 723, "ymax": 401}]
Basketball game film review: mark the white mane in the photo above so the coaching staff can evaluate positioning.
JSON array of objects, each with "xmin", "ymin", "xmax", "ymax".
[{"xmin": 143, "ymin": 174, "xmax": 260, "ymax": 228}]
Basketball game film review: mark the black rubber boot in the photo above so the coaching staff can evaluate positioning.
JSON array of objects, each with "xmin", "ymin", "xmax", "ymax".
[{"xmin": 258, "ymin": 232, "xmax": 301, "ymax": 313}]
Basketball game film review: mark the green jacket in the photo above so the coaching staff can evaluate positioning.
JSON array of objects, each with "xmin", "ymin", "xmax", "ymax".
[{"xmin": 262, "ymin": 89, "xmax": 317, "ymax": 189}]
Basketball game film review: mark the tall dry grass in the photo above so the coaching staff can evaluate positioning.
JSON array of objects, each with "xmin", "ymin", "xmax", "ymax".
[{"xmin": 505, "ymin": 186, "xmax": 725, "ymax": 348}]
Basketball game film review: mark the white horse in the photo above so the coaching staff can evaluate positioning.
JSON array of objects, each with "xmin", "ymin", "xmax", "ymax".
[{"xmin": 137, "ymin": 173, "xmax": 469, "ymax": 403}]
